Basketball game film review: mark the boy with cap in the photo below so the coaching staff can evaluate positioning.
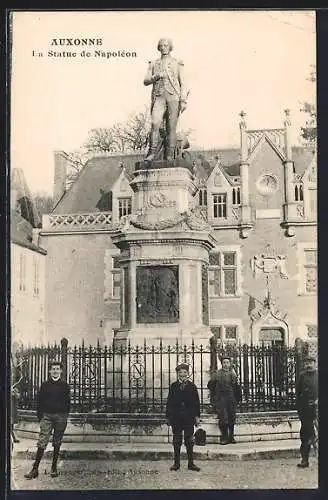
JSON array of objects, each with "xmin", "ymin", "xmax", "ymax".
[
  {"xmin": 166, "ymin": 362, "xmax": 201, "ymax": 471},
  {"xmin": 24, "ymin": 361, "xmax": 70, "ymax": 479},
  {"xmin": 296, "ymin": 355, "xmax": 318, "ymax": 468},
  {"xmin": 211, "ymin": 356, "xmax": 241, "ymax": 445}
]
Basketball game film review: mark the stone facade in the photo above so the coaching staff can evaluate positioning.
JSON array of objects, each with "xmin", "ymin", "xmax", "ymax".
[
  {"xmin": 11, "ymin": 242, "xmax": 46, "ymax": 346},
  {"xmin": 39, "ymin": 115, "xmax": 317, "ymax": 347},
  {"xmin": 11, "ymin": 169, "xmax": 47, "ymax": 347}
]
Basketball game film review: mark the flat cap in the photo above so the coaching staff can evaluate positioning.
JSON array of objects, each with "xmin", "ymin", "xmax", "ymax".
[
  {"xmin": 176, "ymin": 362, "xmax": 190, "ymax": 372},
  {"xmin": 220, "ymin": 355, "xmax": 232, "ymax": 362}
]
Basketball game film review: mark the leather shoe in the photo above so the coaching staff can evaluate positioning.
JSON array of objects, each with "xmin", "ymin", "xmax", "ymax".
[
  {"xmin": 188, "ymin": 463, "xmax": 200, "ymax": 471},
  {"xmin": 24, "ymin": 468, "xmax": 39, "ymax": 479},
  {"xmin": 170, "ymin": 463, "xmax": 180, "ymax": 471},
  {"xmin": 297, "ymin": 461, "xmax": 309, "ymax": 468}
]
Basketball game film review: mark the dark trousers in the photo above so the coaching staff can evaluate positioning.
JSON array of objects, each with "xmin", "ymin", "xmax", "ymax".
[
  {"xmin": 217, "ymin": 396, "xmax": 236, "ymax": 438},
  {"xmin": 298, "ymin": 405, "xmax": 316, "ymax": 461},
  {"xmin": 37, "ymin": 413, "xmax": 68, "ymax": 450},
  {"xmin": 171, "ymin": 419, "xmax": 194, "ymax": 447},
  {"xmin": 171, "ymin": 417, "xmax": 195, "ymax": 465}
]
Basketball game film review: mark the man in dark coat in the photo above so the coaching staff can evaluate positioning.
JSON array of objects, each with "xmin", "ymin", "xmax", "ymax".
[
  {"xmin": 296, "ymin": 355, "xmax": 318, "ymax": 468},
  {"xmin": 166, "ymin": 363, "xmax": 201, "ymax": 471},
  {"xmin": 24, "ymin": 361, "xmax": 70, "ymax": 479},
  {"xmin": 210, "ymin": 356, "xmax": 241, "ymax": 445}
]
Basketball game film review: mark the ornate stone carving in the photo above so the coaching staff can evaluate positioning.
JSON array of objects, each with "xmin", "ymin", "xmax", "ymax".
[
  {"xmin": 296, "ymin": 204, "xmax": 304, "ymax": 217},
  {"xmin": 250, "ymin": 249, "xmax": 289, "ymax": 279},
  {"xmin": 149, "ymin": 192, "xmax": 167, "ymax": 207},
  {"xmin": 48, "ymin": 212, "xmax": 112, "ymax": 228},
  {"xmin": 117, "ymin": 209, "xmax": 212, "ymax": 232},
  {"xmin": 136, "ymin": 265, "xmax": 179, "ymax": 323},
  {"xmin": 232, "ymin": 207, "xmax": 241, "ymax": 220}
]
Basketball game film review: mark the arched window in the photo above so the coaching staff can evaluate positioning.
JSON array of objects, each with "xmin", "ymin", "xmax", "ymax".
[
  {"xmin": 232, "ymin": 187, "xmax": 241, "ymax": 206},
  {"xmin": 294, "ymin": 183, "xmax": 304, "ymax": 202},
  {"xmin": 199, "ymin": 188, "xmax": 207, "ymax": 206}
]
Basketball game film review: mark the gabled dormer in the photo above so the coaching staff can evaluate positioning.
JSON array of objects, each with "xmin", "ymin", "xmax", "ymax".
[
  {"xmin": 247, "ymin": 128, "xmax": 286, "ymax": 163},
  {"xmin": 246, "ymin": 127, "xmax": 287, "ymax": 214},
  {"xmin": 111, "ymin": 163, "xmax": 134, "ymax": 224},
  {"xmin": 206, "ymin": 160, "xmax": 241, "ymax": 226}
]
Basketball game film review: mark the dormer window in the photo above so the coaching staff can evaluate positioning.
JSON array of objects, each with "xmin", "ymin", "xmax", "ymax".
[
  {"xmin": 294, "ymin": 183, "xmax": 304, "ymax": 202},
  {"xmin": 199, "ymin": 188, "xmax": 207, "ymax": 206},
  {"xmin": 118, "ymin": 197, "xmax": 132, "ymax": 219}
]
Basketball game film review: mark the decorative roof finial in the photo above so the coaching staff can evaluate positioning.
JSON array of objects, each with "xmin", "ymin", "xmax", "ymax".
[
  {"xmin": 284, "ymin": 108, "xmax": 291, "ymax": 127},
  {"xmin": 239, "ymin": 110, "xmax": 247, "ymax": 129}
]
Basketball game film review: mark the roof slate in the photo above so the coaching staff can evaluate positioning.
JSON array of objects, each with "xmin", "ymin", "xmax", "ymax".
[
  {"xmin": 11, "ymin": 210, "xmax": 47, "ymax": 254},
  {"xmin": 52, "ymin": 153, "xmax": 143, "ymax": 214},
  {"xmin": 52, "ymin": 146, "xmax": 313, "ymax": 214}
]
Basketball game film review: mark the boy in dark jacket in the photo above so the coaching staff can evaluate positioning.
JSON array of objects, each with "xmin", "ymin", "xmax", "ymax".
[
  {"xmin": 210, "ymin": 356, "xmax": 241, "ymax": 445},
  {"xmin": 24, "ymin": 361, "xmax": 70, "ymax": 479},
  {"xmin": 166, "ymin": 363, "xmax": 201, "ymax": 471},
  {"xmin": 296, "ymin": 355, "xmax": 318, "ymax": 468}
]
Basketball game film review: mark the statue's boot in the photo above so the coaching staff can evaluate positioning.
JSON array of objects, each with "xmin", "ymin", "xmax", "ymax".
[
  {"xmin": 145, "ymin": 147, "xmax": 157, "ymax": 162},
  {"xmin": 166, "ymin": 147, "xmax": 175, "ymax": 162}
]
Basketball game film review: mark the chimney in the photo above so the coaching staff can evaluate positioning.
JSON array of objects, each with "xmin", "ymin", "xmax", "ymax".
[
  {"xmin": 53, "ymin": 151, "xmax": 68, "ymax": 207},
  {"xmin": 32, "ymin": 228, "xmax": 41, "ymax": 246}
]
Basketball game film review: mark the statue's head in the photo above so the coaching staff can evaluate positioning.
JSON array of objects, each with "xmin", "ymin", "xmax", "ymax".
[{"xmin": 157, "ymin": 38, "xmax": 173, "ymax": 54}]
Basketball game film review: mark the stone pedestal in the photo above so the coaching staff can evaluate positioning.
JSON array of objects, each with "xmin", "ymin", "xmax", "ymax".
[{"xmin": 111, "ymin": 162, "xmax": 216, "ymax": 347}]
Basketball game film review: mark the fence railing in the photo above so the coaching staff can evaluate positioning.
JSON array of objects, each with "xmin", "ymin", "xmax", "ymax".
[{"xmin": 14, "ymin": 338, "xmax": 304, "ymax": 414}]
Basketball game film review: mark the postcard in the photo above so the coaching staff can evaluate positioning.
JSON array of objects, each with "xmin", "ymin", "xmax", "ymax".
[{"xmin": 9, "ymin": 9, "xmax": 317, "ymax": 491}]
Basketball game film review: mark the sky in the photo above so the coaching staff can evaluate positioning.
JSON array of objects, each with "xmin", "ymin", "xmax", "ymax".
[{"xmin": 10, "ymin": 10, "xmax": 316, "ymax": 195}]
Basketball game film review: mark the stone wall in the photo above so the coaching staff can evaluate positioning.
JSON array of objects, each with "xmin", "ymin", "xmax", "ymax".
[{"xmin": 16, "ymin": 410, "xmax": 300, "ymax": 444}]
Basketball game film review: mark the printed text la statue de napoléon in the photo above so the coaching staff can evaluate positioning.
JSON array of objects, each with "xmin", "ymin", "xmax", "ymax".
[{"xmin": 32, "ymin": 38, "xmax": 137, "ymax": 59}]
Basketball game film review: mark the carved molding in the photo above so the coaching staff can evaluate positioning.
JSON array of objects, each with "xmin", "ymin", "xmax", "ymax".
[
  {"xmin": 250, "ymin": 253, "xmax": 289, "ymax": 279},
  {"xmin": 117, "ymin": 209, "xmax": 213, "ymax": 232}
]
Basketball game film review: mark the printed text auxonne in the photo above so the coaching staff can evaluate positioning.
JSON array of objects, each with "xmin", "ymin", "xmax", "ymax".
[{"xmin": 51, "ymin": 38, "xmax": 103, "ymax": 46}]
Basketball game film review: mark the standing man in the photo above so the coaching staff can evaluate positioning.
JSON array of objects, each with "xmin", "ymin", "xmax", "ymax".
[
  {"xmin": 24, "ymin": 361, "xmax": 70, "ymax": 479},
  {"xmin": 144, "ymin": 38, "xmax": 189, "ymax": 162},
  {"xmin": 166, "ymin": 363, "xmax": 201, "ymax": 471},
  {"xmin": 212, "ymin": 356, "xmax": 241, "ymax": 445},
  {"xmin": 296, "ymin": 355, "xmax": 318, "ymax": 468}
]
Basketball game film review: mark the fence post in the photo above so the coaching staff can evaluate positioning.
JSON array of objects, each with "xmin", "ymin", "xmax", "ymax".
[
  {"xmin": 294, "ymin": 337, "xmax": 305, "ymax": 384},
  {"xmin": 61, "ymin": 338, "xmax": 68, "ymax": 382}
]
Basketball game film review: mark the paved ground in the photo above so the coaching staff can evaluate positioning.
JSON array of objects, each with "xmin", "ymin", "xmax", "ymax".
[{"xmin": 11, "ymin": 457, "xmax": 318, "ymax": 490}]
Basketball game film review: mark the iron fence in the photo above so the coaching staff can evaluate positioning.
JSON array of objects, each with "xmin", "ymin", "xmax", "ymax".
[{"xmin": 14, "ymin": 338, "xmax": 302, "ymax": 414}]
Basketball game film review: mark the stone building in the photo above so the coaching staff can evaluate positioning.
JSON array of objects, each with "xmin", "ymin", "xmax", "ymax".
[
  {"xmin": 11, "ymin": 169, "xmax": 47, "ymax": 346},
  {"xmin": 39, "ymin": 112, "xmax": 317, "ymax": 347}
]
